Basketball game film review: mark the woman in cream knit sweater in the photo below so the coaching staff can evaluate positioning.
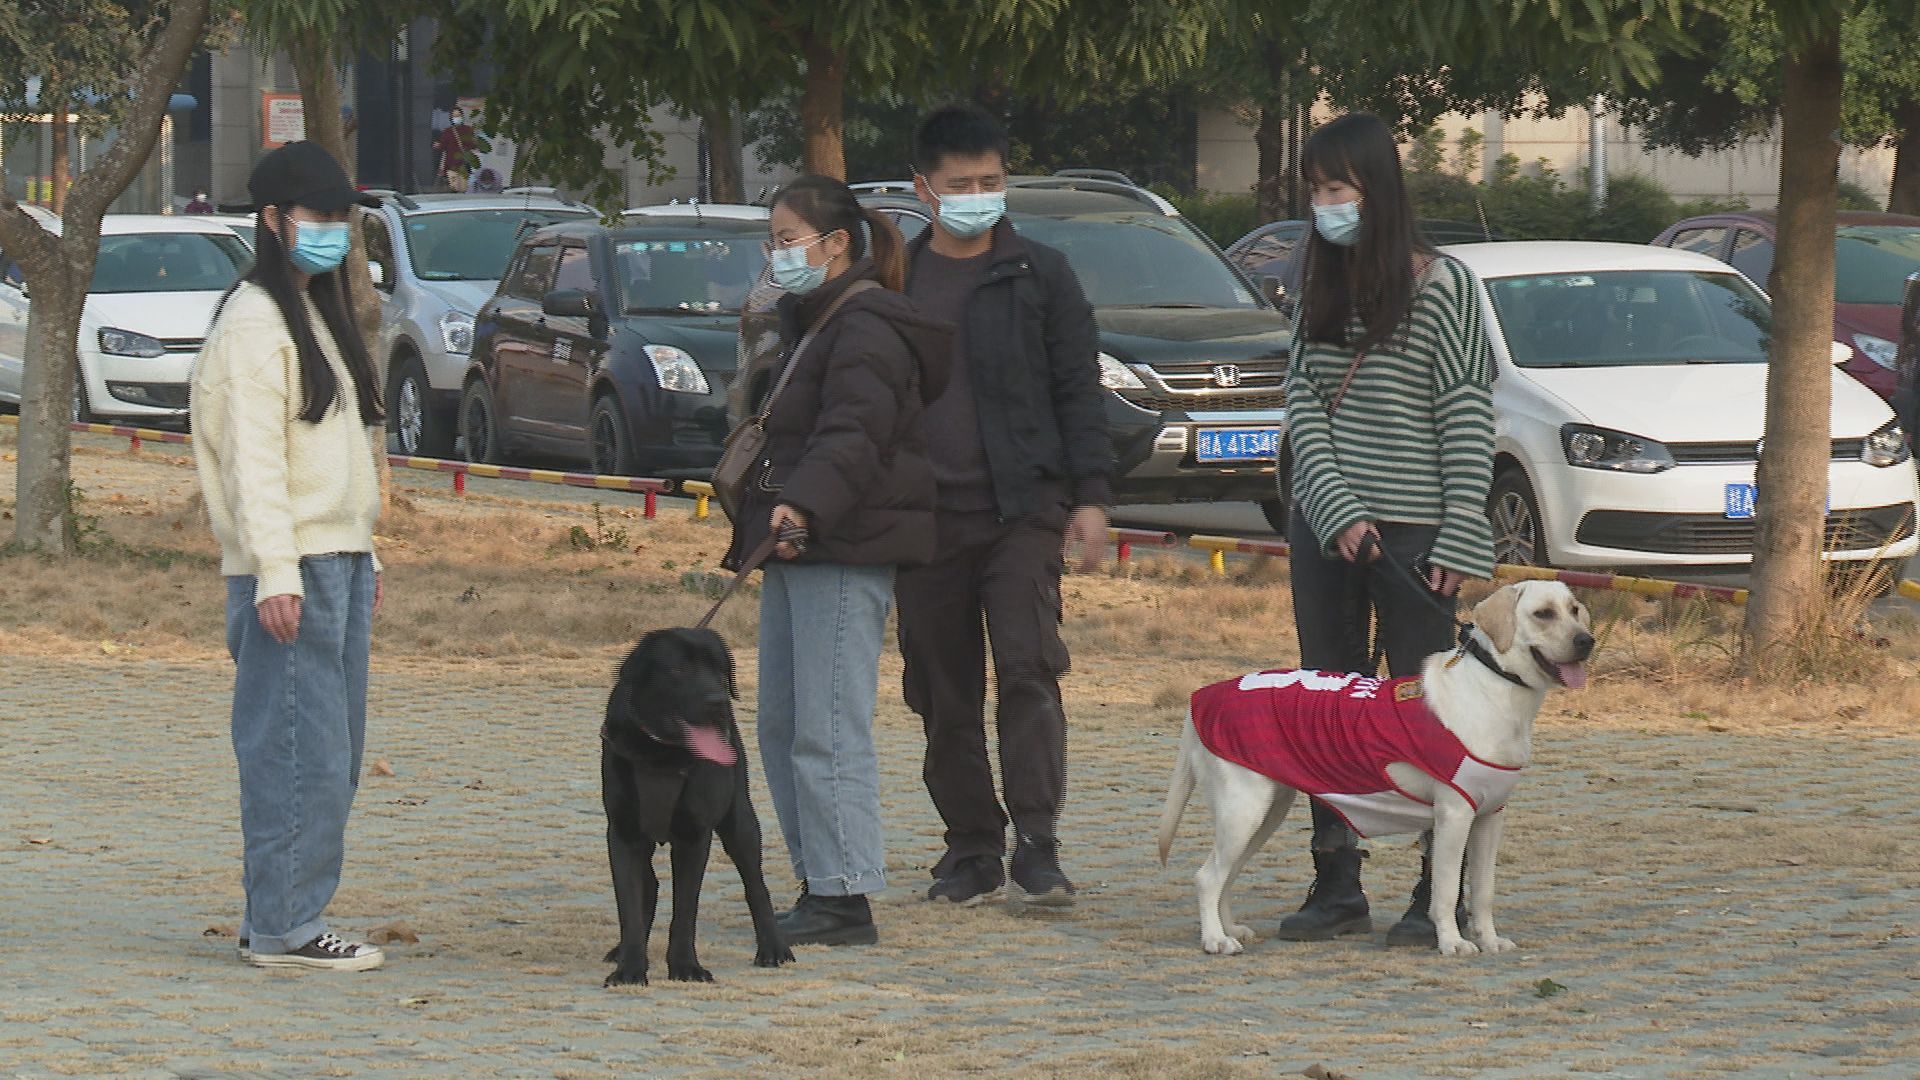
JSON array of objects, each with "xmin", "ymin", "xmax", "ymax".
[{"xmin": 191, "ymin": 141, "xmax": 390, "ymax": 971}]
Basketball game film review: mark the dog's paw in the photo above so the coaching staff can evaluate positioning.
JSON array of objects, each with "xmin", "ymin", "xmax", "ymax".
[
  {"xmin": 667, "ymin": 960, "xmax": 714, "ymax": 983},
  {"xmin": 603, "ymin": 944, "xmax": 620, "ymax": 964},
  {"xmin": 1230, "ymin": 924, "xmax": 1256, "ymax": 943},
  {"xmin": 1202, "ymin": 934, "xmax": 1245, "ymax": 956},
  {"xmin": 1436, "ymin": 936, "xmax": 1481, "ymax": 958},
  {"xmin": 604, "ymin": 963, "xmax": 649, "ymax": 987},
  {"xmin": 755, "ymin": 942, "xmax": 796, "ymax": 968},
  {"xmin": 1475, "ymin": 933, "xmax": 1515, "ymax": 954}
]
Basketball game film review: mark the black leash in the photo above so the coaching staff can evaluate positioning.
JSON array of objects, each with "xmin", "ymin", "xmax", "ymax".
[{"xmin": 1355, "ymin": 532, "xmax": 1530, "ymax": 689}]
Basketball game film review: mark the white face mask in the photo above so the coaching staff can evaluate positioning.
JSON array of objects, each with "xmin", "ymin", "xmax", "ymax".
[{"xmin": 1313, "ymin": 200, "xmax": 1362, "ymax": 246}]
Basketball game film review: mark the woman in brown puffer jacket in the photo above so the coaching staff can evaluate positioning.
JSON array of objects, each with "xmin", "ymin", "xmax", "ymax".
[{"xmin": 724, "ymin": 174, "xmax": 951, "ymax": 948}]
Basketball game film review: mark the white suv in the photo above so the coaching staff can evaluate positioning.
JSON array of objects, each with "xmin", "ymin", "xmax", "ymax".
[{"xmin": 361, "ymin": 190, "xmax": 595, "ymax": 456}]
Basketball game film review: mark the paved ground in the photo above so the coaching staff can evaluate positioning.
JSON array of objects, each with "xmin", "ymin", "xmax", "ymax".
[{"xmin": 6, "ymin": 646, "xmax": 1920, "ymax": 1079}]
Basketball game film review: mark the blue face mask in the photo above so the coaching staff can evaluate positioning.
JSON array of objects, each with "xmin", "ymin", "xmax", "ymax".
[
  {"xmin": 767, "ymin": 235, "xmax": 828, "ymax": 294},
  {"xmin": 1312, "ymin": 200, "xmax": 1362, "ymax": 246},
  {"xmin": 288, "ymin": 219, "xmax": 351, "ymax": 274},
  {"xmin": 932, "ymin": 190, "xmax": 1006, "ymax": 240}
]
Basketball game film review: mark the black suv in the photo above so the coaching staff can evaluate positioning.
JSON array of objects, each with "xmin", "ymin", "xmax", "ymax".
[
  {"xmin": 735, "ymin": 179, "xmax": 1294, "ymax": 528},
  {"xmin": 461, "ymin": 205, "xmax": 768, "ymax": 478}
]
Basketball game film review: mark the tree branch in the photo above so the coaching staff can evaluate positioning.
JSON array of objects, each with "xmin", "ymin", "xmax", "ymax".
[{"xmin": 62, "ymin": 0, "xmax": 211, "ymax": 227}]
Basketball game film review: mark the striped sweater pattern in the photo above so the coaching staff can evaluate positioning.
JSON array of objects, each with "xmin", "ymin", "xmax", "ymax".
[{"xmin": 1284, "ymin": 257, "xmax": 1497, "ymax": 579}]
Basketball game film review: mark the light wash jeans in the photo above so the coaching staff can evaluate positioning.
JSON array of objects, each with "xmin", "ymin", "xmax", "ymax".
[
  {"xmin": 757, "ymin": 561, "xmax": 893, "ymax": 897},
  {"xmin": 225, "ymin": 553, "xmax": 374, "ymax": 955}
]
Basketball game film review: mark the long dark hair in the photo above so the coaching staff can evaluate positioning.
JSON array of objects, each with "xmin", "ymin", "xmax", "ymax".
[
  {"xmin": 770, "ymin": 174, "xmax": 906, "ymax": 292},
  {"xmin": 1298, "ymin": 113, "xmax": 1435, "ymax": 356},
  {"xmin": 223, "ymin": 210, "xmax": 384, "ymax": 425}
]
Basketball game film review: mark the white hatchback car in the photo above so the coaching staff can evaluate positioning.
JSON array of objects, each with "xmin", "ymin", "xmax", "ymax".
[
  {"xmin": 1447, "ymin": 240, "xmax": 1918, "ymax": 570},
  {"xmin": 0, "ymin": 214, "xmax": 252, "ymax": 424}
]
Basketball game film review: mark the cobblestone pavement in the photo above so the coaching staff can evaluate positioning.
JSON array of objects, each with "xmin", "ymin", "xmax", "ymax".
[{"xmin": 6, "ymin": 647, "xmax": 1920, "ymax": 1080}]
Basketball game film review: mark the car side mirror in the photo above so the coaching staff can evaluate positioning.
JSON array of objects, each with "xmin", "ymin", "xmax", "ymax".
[
  {"xmin": 1258, "ymin": 274, "xmax": 1286, "ymax": 305},
  {"xmin": 543, "ymin": 288, "xmax": 593, "ymax": 318}
]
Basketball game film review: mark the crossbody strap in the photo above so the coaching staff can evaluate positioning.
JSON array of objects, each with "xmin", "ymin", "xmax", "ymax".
[{"xmin": 752, "ymin": 278, "xmax": 879, "ymax": 423}]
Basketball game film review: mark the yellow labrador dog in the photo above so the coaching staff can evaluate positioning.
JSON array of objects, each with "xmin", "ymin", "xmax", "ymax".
[{"xmin": 1158, "ymin": 580, "xmax": 1593, "ymax": 957}]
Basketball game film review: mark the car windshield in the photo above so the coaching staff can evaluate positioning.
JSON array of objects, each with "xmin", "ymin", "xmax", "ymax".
[
  {"xmin": 615, "ymin": 230, "xmax": 765, "ymax": 315},
  {"xmin": 1487, "ymin": 270, "xmax": 1770, "ymax": 368},
  {"xmin": 1834, "ymin": 225, "xmax": 1920, "ymax": 305},
  {"xmin": 404, "ymin": 208, "xmax": 594, "ymax": 281},
  {"xmin": 90, "ymin": 232, "xmax": 251, "ymax": 294},
  {"xmin": 1012, "ymin": 212, "xmax": 1260, "ymax": 309}
]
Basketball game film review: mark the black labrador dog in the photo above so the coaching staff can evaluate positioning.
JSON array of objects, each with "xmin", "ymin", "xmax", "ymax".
[{"xmin": 601, "ymin": 627, "xmax": 793, "ymax": 986}]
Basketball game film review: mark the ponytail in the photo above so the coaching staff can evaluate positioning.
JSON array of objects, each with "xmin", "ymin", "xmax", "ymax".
[{"xmin": 862, "ymin": 207, "xmax": 906, "ymax": 291}]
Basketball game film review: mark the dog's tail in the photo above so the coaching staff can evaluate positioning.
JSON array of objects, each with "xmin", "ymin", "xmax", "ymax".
[{"xmin": 1157, "ymin": 712, "xmax": 1199, "ymax": 866}]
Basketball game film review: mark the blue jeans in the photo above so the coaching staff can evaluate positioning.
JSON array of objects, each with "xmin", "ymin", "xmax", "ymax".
[
  {"xmin": 757, "ymin": 561, "xmax": 893, "ymax": 897},
  {"xmin": 225, "ymin": 553, "xmax": 375, "ymax": 954}
]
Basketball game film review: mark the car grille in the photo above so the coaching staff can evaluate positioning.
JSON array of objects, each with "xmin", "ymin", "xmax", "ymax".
[
  {"xmin": 1574, "ymin": 504, "xmax": 1915, "ymax": 555},
  {"xmin": 1667, "ymin": 438, "xmax": 1866, "ymax": 464},
  {"xmin": 1117, "ymin": 362, "xmax": 1287, "ymax": 413},
  {"xmin": 1119, "ymin": 389, "xmax": 1287, "ymax": 412}
]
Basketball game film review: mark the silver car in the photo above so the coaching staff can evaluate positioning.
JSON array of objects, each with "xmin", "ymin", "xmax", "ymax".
[{"xmin": 361, "ymin": 189, "xmax": 596, "ymax": 456}]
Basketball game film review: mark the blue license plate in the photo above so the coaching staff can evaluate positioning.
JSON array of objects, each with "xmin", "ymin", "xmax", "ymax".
[
  {"xmin": 1724, "ymin": 483, "xmax": 1756, "ymax": 519},
  {"xmin": 1196, "ymin": 427, "xmax": 1279, "ymax": 462}
]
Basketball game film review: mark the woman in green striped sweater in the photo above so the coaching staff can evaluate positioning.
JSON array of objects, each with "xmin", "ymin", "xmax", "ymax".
[{"xmin": 1275, "ymin": 113, "xmax": 1497, "ymax": 948}]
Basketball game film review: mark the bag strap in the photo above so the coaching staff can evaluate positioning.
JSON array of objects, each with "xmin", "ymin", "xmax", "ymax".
[
  {"xmin": 752, "ymin": 278, "xmax": 879, "ymax": 423},
  {"xmin": 1314, "ymin": 253, "xmax": 1452, "ymax": 417},
  {"xmin": 696, "ymin": 535, "xmax": 780, "ymax": 629}
]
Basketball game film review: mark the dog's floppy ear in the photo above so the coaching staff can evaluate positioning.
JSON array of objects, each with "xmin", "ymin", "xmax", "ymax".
[{"xmin": 1472, "ymin": 585, "xmax": 1521, "ymax": 654}]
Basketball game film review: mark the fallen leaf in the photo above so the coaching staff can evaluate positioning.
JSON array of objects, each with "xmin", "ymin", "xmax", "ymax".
[
  {"xmin": 99, "ymin": 641, "xmax": 120, "ymax": 655},
  {"xmin": 1534, "ymin": 977, "xmax": 1568, "ymax": 999},
  {"xmin": 203, "ymin": 925, "xmax": 238, "ymax": 939},
  {"xmin": 369, "ymin": 758, "xmax": 395, "ymax": 777},
  {"xmin": 26, "ymin": 836, "xmax": 52, "ymax": 845},
  {"xmin": 367, "ymin": 922, "xmax": 419, "ymax": 945},
  {"xmin": 1302, "ymin": 1067, "xmax": 1354, "ymax": 1080},
  {"xmin": 465, "ymin": 778, "xmax": 488, "ymax": 790}
]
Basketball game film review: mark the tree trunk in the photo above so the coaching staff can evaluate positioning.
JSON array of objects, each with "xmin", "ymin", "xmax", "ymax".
[
  {"xmin": 1254, "ymin": 104, "xmax": 1285, "ymax": 224},
  {"xmin": 50, "ymin": 103, "xmax": 70, "ymax": 216},
  {"xmin": 798, "ymin": 33, "xmax": 846, "ymax": 179},
  {"xmin": 292, "ymin": 29, "xmax": 393, "ymax": 503},
  {"xmin": 2, "ymin": 0, "xmax": 210, "ymax": 553},
  {"xmin": 1743, "ymin": 25, "xmax": 1843, "ymax": 667},
  {"xmin": 1889, "ymin": 100, "xmax": 1920, "ymax": 217},
  {"xmin": 703, "ymin": 104, "xmax": 744, "ymax": 204}
]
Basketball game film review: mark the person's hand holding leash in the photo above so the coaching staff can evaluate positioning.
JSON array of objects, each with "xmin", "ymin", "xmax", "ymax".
[
  {"xmin": 258, "ymin": 594, "xmax": 301, "ymax": 644},
  {"xmin": 1062, "ymin": 506, "xmax": 1109, "ymax": 573},
  {"xmin": 770, "ymin": 503, "xmax": 810, "ymax": 560},
  {"xmin": 1336, "ymin": 520, "xmax": 1381, "ymax": 563}
]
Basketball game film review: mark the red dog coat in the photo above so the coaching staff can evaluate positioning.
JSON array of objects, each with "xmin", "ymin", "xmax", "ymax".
[{"xmin": 1189, "ymin": 669, "xmax": 1521, "ymax": 838}]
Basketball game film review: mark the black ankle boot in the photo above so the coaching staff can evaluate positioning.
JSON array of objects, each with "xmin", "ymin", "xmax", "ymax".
[
  {"xmin": 777, "ymin": 893, "xmax": 877, "ymax": 947},
  {"xmin": 1385, "ymin": 850, "xmax": 1470, "ymax": 947},
  {"xmin": 1276, "ymin": 846, "xmax": 1372, "ymax": 941}
]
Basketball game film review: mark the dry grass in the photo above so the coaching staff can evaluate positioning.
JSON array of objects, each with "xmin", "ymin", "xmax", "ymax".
[{"xmin": 4, "ymin": 424, "xmax": 1919, "ymax": 733}]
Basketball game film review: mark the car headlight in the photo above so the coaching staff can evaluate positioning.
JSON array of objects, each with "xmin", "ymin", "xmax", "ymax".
[
  {"xmin": 97, "ymin": 327, "xmax": 166, "ymax": 358},
  {"xmin": 1097, "ymin": 352, "xmax": 1145, "ymax": 390},
  {"xmin": 1862, "ymin": 420, "xmax": 1909, "ymax": 467},
  {"xmin": 1561, "ymin": 424, "xmax": 1675, "ymax": 473},
  {"xmin": 439, "ymin": 310, "xmax": 475, "ymax": 356},
  {"xmin": 1853, "ymin": 333, "xmax": 1898, "ymax": 370},
  {"xmin": 645, "ymin": 344, "xmax": 711, "ymax": 395}
]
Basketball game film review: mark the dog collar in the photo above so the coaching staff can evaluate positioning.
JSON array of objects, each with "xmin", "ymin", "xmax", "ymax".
[{"xmin": 1456, "ymin": 623, "xmax": 1532, "ymax": 689}]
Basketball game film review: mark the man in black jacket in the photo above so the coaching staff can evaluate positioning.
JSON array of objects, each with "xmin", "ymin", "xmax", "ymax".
[{"xmin": 897, "ymin": 104, "xmax": 1112, "ymax": 909}]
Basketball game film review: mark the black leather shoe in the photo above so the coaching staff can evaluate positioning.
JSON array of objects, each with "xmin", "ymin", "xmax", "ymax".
[
  {"xmin": 1275, "ymin": 847, "xmax": 1372, "ymax": 941},
  {"xmin": 776, "ymin": 894, "xmax": 877, "ymax": 947}
]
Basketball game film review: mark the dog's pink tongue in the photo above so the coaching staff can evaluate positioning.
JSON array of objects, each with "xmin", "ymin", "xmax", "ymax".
[
  {"xmin": 1557, "ymin": 662, "xmax": 1589, "ymax": 690},
  {"xmin": 684, "ymin": 723, "xmax": 738, "ymax": 765}
]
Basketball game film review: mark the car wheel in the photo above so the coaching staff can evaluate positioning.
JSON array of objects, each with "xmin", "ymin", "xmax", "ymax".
[
  {"xmin": 589, "ymin": 394, "xmax": 636, "ymax": 476},
  {"xmin": 1488, "ymin": 468, "xmax": 1547, "ymax": 568},
  {"xmin": 459, "ymin": 378, "xmax": 500, "ymax": 464},
  {"xmin": 72, "ymin": 378, "xmax": 94, "ymax": 424},
  {"xmin": 1257, "ymin": 497, "xmax": 1289, "ymax": 536},
  {"xmin": 388, "ymin": 354, "xmax": 453, "ymax": 458}
]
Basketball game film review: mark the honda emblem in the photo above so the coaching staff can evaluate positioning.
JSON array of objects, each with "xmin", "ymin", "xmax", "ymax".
[{"xmin": 1211, "ymin": 364, "xmax": 1242, "ymax": 388}]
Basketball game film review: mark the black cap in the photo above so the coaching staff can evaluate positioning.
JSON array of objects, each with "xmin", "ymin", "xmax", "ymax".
[{"xmin": 248, "ymin": 140, "xmax": 379, "ymax": 212}]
